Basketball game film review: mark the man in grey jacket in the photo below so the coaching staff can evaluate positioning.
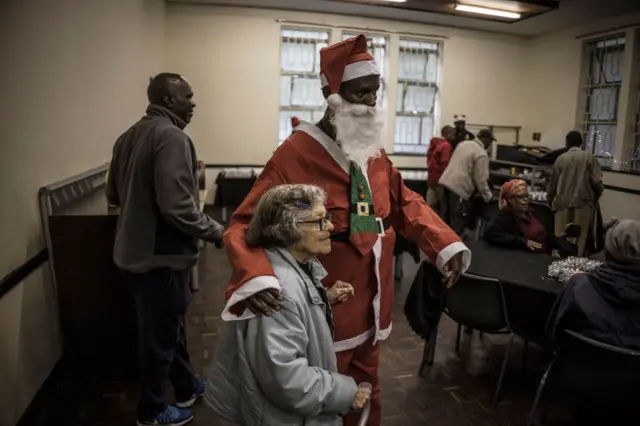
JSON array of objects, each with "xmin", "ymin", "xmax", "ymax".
[
  {"xmin": 106, "ymin": 73, "xmax": 224, "ymax": 426},
  {"xmin": 439, "ymin": 128, "xmax": 494, "ymax": 236}
]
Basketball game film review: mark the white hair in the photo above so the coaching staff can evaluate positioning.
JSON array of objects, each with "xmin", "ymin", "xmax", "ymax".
[{"xmin": 246, "ymin": 184, "xmax": 327, "ymax": 248}]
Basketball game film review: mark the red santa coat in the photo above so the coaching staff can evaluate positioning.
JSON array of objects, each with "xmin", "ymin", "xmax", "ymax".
[{"xmin": 222, "ymin": 122, "xmax": 470, "ymax": 352}]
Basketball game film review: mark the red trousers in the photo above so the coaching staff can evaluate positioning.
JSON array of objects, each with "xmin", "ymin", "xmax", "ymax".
[{"xmin": 336, "ymin": 337, "xmax": 381, "ymax": 426}]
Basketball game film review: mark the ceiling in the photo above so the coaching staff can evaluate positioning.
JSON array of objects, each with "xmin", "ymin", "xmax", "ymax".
[{"xmin": 167, "ymin": 0, "xmax": 640, "ymax": 36}]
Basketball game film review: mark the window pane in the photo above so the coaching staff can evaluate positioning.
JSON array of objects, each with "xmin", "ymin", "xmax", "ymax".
[
  {"xmin": 403, "ymin": 85, "xmax": 436, "ymax": 113},
  {"xmin": 280, "ymin": 76, "xmax": 291, "ymax": 106},
  {"xmin": 588, "ymin": 87, "xmax": 618, "ymax": 121},
  {"xmin": 291, "ymin": 78, "xmax": 324, "ymax": 107},
  {"xmin": 279, "ymin": 110, "xmax": 312, "ymax": 144},
  {"xmin": 586, "ymin": 124, "xmax": 616, "ymax": 157},
  {"xmin": 591, "ymin": 49, "xmax": 624, "ymax": 84},
  {"xmin": 395, "ymin": 116, "xmax": 422, "ymax": 146},
  {"xmin": 398, "ymin": 51, "xmax": 427, "ymax": 80},
  {"xmin": 281, "ymin": 41, "xmax": 317, "ymax": 72}
]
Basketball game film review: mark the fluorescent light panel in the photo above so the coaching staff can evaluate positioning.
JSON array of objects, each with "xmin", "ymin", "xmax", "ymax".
[
  {"xmin": 455, "ymin": 4, "xmax": 521, "ymax": 19},
  {"xmin": 377, "ymin": 0, "xmax": 407, "ymax": 3}
]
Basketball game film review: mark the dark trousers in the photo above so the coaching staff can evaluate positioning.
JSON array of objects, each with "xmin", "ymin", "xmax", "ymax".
[
  {"xmin": 440, "ymin": 187, "xmax": 469, "ymax": 237},
  {"xmin": 126, "ymin": 268, "xmax": 198, "ymax": 420}
]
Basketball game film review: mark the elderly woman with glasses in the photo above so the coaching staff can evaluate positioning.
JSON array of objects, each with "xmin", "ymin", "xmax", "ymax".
[
  {"xmin": 205, "ymin": 184, "xmax": 371, "ymax": 426},
  {"xmin": 483, "ymin": 179, "xmax": 578, "ymax": 257}
]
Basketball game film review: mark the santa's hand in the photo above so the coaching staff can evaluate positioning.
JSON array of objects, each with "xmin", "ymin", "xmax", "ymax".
[
  {"xmin": 443, "ymin": 252, "xmax": 464, "ymax": 288},
  {"xmin": 327, "ymin": 280, "xmax": 354, "ymax": 304},
  {"xmin": 247, "ymin": 288, "xmax": 284, "ymax": 316}
]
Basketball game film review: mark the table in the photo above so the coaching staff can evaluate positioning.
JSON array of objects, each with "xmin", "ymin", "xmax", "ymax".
[
  {"xmin": 213, "ymin": 173, "xmax": 257, "ymax": 221},
  {"xmin": 465, "ymin": 240, "xmax": 563, "ymax": 343}
]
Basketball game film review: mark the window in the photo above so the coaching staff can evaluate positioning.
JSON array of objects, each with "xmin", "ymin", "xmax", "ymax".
[
  {"xmin": 278, "ymin": 28, "xmax": 330, "ymax": 144},
  {"xmin": 394, "ymin": 39, "xmax": 441, "ymax": 155},
  {"xmin": 579, "ymin": 35, "xmax": 625, "ymax": 167},
  {"xmin": 343, "ymin": 33, "xmax": 388, "ymax": 105}
]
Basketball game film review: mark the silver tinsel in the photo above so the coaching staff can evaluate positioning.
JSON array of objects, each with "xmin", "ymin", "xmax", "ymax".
[{"xmin": 548, "ymin": 257, "xmax": 603, "ymax": 283}]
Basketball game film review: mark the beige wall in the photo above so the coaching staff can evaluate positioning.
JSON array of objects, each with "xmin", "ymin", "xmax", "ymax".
[
  {"xmin": 165, "ymin": 4, "xmax": 528, "ymax": 169},
  {"xmin": 0, "ymin": 1, "xmax": 165, "ymax": 425}
]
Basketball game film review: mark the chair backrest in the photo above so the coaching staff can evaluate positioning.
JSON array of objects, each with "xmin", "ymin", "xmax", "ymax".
[
  {"xmin": 554, "ymin": 330, "xmax": 640, "ymax": 410},
  {"xmin": 445, "ymin": 273, "xmax": 509, "ymax": 333}
]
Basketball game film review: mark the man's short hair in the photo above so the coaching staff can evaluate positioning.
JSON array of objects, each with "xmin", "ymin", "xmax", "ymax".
[
  {"xmin": 147, "ymin": 73, "xmax": 185, "ymax": 104},
  {"xmin": 566, "ymin": 130, "xmax": 583, "ymax": 148},
  {"xmin": 441, "ymin": 125, "xmax": 454, "ymax": 136}
]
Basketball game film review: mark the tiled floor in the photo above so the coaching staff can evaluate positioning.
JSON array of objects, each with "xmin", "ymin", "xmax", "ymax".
[{"xmin": 26, "ymin": 239, "xmax": 609, "ymax": 425}]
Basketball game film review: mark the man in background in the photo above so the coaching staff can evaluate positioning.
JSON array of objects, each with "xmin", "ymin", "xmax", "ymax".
[
  {"xmin": 107, "ymin": 73, "xmax": 224, "ymax": 426},
  {"xmin": 439, "ymin": 129, "xmax": 495, "ymax": 236},
  {"xmin": 452, "ymin": 114, "xmax": 475, "ymax": 150},
  {"xmin": 548, "ymin": 130, "xmax": 604, "ymax": 256},
  {"xmin": 426, "ymin": 125, "xmax": 455, "ymax": 213}
]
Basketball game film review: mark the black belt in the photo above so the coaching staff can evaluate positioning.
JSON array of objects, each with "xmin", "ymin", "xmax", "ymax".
[{"xmin": 330, "ymin": 216, "xmax": 392, "ymax": 243}]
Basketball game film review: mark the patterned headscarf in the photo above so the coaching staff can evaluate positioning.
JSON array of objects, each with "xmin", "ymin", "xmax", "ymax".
[
  {"xmin": 499, "ymin": 179, "xmax": 527, "ymax": 210},
  {"xmin": 605, "ymin": 218, "xmax": 640, "ymax": 265}
]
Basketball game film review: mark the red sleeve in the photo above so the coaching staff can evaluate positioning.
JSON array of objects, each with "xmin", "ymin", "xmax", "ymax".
[
  {"xmin": 223, "ymin": 161, "xmax": 285, "ymax": 311},
  {"xmin": 386, "ymin": 155, "xmax": 464, "ymax": 267}
]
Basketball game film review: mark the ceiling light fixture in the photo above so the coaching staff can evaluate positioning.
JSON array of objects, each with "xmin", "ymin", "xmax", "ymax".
[
  {"xmin": 377, "ymin": 0, "xmax": 408, "ymax": 3},
  {"xmin": 454, "ymin": 4, "xmax": 521, "ymax": 19}
]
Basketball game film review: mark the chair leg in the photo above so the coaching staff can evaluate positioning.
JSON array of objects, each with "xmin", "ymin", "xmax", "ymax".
[
  {"xmin": 419, "ymin": 327, "xmax": 438, "ymax": 377},
  {"xmin": 526, "ymin": 358, "xmax": 556, "ymax": 426},
  {"xmin": 491, "ymin": 333, "xmax": 515, "ymax": 409},
  {"xmin": 455, "ymin": 323, "xmax": 462, "ymax": 353}
]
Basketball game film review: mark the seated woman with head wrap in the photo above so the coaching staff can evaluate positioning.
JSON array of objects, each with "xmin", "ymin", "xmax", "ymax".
[
  {"xmin": 547, "ymin": 219, "xmax": 640, "ymax": 350},
  {"xmin": 483, "ymin": 179, "xmax": 579, "ymax": 257}
]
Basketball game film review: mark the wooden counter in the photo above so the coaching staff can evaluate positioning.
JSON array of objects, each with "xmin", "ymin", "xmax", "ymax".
[{"xmin": 49, "ymin": 191, "xmax": 137, "ymax": 378}]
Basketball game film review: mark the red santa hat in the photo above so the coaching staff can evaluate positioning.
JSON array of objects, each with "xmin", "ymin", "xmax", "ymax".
[
  {"xmin": 291, "ymin": 116, "xmax": 301, "ymax": 128},
  {"xmin": 454, "ymin": 114, "xmax": 467, "ymax": 123},
  {"xmin": 319, "ymin": 34, "xmax": 381, "ymax": 96}
]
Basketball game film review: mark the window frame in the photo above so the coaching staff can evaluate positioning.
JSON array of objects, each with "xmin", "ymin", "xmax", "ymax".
[
  {"xmin": 393, "ymin": 37, "xmax": 442, "ymax": 156},
  {"xmin": 579, "ymin": 35, "xmax": 626, "ymax": 166},
  {"xmin": 278, "ymin": 27, "xmax": 332, "ymax": 145}
]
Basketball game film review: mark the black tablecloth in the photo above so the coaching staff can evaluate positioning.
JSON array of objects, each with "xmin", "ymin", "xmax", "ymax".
[
  {"xmin": 466, "ymin": 240, "xmax": 561, "ymax": 294},
  {"xmin": 404, "ymin": 179, "xmax": 428, "ymax": 198},
  {"xmin": 466, "ymin": 240, "xmax": 562, "ymax": 343},
  {"xmin": 213, "ymin": 175, "xmax": 256, "ymax": 208}
]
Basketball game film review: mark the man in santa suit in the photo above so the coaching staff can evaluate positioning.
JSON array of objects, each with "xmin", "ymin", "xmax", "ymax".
[{"xmin": 221, "ymin": 35, "xmax": 471, "ymax": 425}]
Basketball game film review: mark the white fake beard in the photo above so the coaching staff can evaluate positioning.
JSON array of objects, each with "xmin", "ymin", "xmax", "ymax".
[{"xmin": 328, "ymin": 94, "xmax": 386, "ymax": 167}]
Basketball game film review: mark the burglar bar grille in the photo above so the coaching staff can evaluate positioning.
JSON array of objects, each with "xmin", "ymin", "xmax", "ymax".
[
  {"xmin": 579, "ymin": 35, "xmax": 625, "ymax": 169},
  {"xmin": 279, "ymin": 28, "xmax": 331, "ymax": 144}
]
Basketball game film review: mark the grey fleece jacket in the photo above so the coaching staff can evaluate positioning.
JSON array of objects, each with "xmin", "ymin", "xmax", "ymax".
[{"xmin": 106, "ymin": 104, "xmax": 223, "ymax": 273}]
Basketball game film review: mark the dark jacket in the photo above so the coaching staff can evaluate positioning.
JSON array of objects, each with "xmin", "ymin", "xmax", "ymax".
[
  {"xmin": 404, "ymin": 261, "xmax": 446, "ymax": 340},
  {"xmin": 107, "ymin": 104, "xmax": 223, "ymax": 273},
  {"xmin": 546, "ymin": 262, "xmax": 640, "ymax": 351},
  {"xmin": 483, "ymin": 209, "xmax": 577, "ymax": 257}
]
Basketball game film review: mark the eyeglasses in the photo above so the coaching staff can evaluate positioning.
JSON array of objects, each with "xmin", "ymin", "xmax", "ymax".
[
  {"xmin": 513, "ymin": 194, "xmax": 531, "ymax": 200},
  {"xmin": 298, "ymin": 213, "xmax": 332, "ymax": 231}
]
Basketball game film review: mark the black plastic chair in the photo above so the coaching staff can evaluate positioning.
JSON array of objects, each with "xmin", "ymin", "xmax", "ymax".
[
  {"xmin": 419, "ymin": 272, "xmax": 516, "ymax": 408},
  {"xmin": 526, "ymin": 330, "xmax": 640, "ymax": 426}
]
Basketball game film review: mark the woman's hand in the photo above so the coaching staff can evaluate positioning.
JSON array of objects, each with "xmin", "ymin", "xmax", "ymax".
[
  {"xmin": 327, "ymin": 280, "xmax": 354, "ymax": 304},
  {"xmin": 351, "ymin": 386, "xmax": 371, "ymax": 410},
  {"xmin": 526, "ymin": 240, "xmax": 542, "ymax": 251}
]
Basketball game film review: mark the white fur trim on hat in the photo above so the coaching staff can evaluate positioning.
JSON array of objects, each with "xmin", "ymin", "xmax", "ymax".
[{"xmin": 321, "ymin": 60, "xmax": 381, "ymax": 88}]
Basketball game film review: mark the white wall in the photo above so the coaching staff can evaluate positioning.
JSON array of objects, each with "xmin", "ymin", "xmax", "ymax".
[
  {"xmin": 165, "ymin": 4, "xmax": 528, "ymax": 169},
  {"xmin": 0, "ymin": 1, "xmax": 165, "ymax": 425}
]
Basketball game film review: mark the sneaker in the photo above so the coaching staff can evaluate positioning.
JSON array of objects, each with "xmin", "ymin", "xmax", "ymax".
[
  {"xmin": 136, "ymin": 406, "xmax": 194, "ymax": 426},
  {"xmin": 175, "ymin": 378, "xmax": 206, "ymax": 408}
]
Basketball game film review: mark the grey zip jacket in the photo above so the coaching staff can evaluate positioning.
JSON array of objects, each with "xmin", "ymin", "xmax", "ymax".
[{"xmin": 205, "ymin": 247, "xmax": 358, "ymax": 425}]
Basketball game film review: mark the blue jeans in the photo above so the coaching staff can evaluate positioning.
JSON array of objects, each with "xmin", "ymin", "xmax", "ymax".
[{"xmin": 126, "ymin": 268, "xmax": 199, "ymax": 420}]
